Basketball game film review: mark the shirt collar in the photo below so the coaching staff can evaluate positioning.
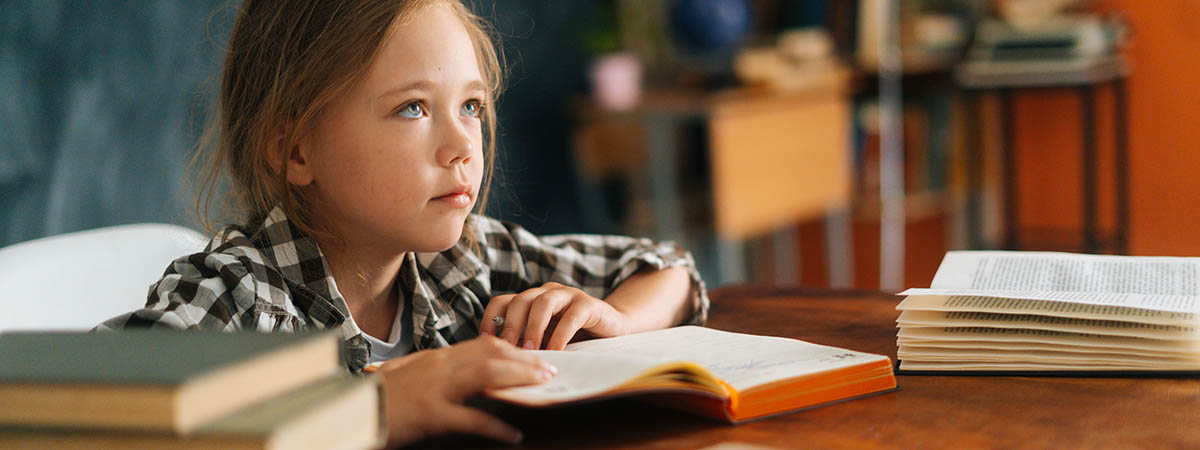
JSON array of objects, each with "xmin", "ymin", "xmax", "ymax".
[
  {"xmin": 246, "ymin": 207, "xmax": 362, "ymax": 342},
  {"xmin": 245, "ymin": 206, "xmax": 483, "ymax": 348}
]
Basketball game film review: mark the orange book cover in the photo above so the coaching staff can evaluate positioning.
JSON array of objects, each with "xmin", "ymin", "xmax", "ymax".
[{"xmin": 487, "ymin": 326, "xmax": 897, "ymax": 422}]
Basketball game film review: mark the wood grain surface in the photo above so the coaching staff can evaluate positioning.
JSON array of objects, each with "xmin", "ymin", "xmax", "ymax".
[{"xmin": 414, "ymin": 286, "xmax": 1200, "ymax": 449}]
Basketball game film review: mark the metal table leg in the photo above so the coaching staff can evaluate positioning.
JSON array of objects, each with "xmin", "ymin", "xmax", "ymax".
[
  {"xmin": 646, "ymin": 114, "xmax": 682, "ymax": 243},
  {"xmin": 1000, "ymin": 89, "xmax": 1017, "ymax": 249},
  {"xmin": 1080, "ymin": 86, "xmax": 1098, "ymax": 253},
  {"xmin": 1114, "ymin": 78, "xmax": 1130, "ymax": 254},
  {"xmin": 965, "ymin": 89, "xmax": 984, "ymax": 249}
]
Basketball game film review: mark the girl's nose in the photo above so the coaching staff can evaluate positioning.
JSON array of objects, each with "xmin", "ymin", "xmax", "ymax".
[{"xmin": 435, "ymin": 119, "xmax": 473, "ymax": 167}]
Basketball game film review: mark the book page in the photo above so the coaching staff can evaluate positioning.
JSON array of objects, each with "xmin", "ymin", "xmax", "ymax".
[
  {"xmin": 563, "ymin": 326, "xmax": 890, "ymax": 392},
  {"xmin": 897, "ymin": 339, "xmax": 1194, "ymax": 358},
  {"xmin": 899, "ymin": 360, "xmax": 1200, "ymax": 371},
  {"xmin": 897, "ymin": 295, "xmax": 1197, "ymax": 325},
  {"xmin": 898, "ymin": 288, "xmax": 1200, "ymax": 314},
  {"xmin": 897, "ymin": 348, "xmax": 1200, "ymax": 367},
  {"xmin": 487, "ymin": 351, "xmax": 689, "ymax": 406},
  {"xmin": 896, "ymin": 310, "xmax": 1200, "ymax": 339},
  {"xmin": 897, "ymin": 327, "xmax": 1200, "ymax": 354},
  {"xmin": 898, "ymin": 326, "xmax": 1200, "ymax": 347},
  {"xmin": 929, "ymin": 251, "xmax": 1200, "ymax": 293}
]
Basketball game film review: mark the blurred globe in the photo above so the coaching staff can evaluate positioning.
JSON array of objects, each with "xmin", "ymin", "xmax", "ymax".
[{"xmin": 670, "ymin": 0, "xmax": 753, "ymax": 54}]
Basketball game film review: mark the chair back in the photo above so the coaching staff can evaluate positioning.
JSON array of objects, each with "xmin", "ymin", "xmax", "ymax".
[{"xmin": 0, "ymin": 224, "xmax": 208, "ymax": 332}]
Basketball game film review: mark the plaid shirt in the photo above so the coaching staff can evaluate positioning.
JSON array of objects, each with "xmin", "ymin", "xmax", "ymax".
[{"xmin": 99, "ymin": 206, "xmax": 709, "ymax": 372}]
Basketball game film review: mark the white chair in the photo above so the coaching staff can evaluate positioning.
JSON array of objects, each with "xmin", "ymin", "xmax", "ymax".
[{"xmin": 0, "ymin": 223, "xmax": 208, "ymax": 332}]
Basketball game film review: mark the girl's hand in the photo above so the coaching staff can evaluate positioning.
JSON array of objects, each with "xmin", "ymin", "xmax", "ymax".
[
  {"xmin": 480, "ymin": 282, "xmax": 631, "ymax": 350},
  {"xmin": 375, "ymin": 335, "xmax": 556, "ymax": 447}
]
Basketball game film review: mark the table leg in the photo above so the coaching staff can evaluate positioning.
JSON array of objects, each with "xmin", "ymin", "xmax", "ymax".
[
  {"xmin": 715, "ymin": 237, "xmax": 747, "ymax": 285},
  {"xmin": 1114, "ymin": 78, "xmax": 1130, "ymax": 254},
  {"xmin": 772, "ymin": 227, "xmax": 798, "ymax": 285},
  {"xmin": 570, "ymin": 133, "xmax": 619, "ymax": 234},
  {"xmin": 645, "ymin": 114, "xmax": 683, "ymax": 243},
  {"xmin": 1000, "ymin": 89, "xmax": 1017, "ymax": 250},
  {"xmin": 1080, "ymin": 86, "xmax": 1099, "ymax": 253},
  {"xmin": 964, "ymin": 89, "xmax": 984, "ymax": 249},
  {"xmin": 825, "ymin": 207, "xmax": 853, "ymax": 288}
]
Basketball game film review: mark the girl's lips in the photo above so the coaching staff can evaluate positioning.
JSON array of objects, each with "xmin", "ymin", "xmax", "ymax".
[{"xmin": 432, "ymin": 192, "xmax": 472, "ymax": 208}]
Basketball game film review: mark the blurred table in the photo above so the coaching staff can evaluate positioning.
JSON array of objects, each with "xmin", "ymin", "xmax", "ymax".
[
  {"xmin": 956, "ymin": 56, "xmax": 1130, "ymax": 253},
  {"xmin": 419, "ymin": 286, "xmax": 1200, "ymax": 448},
  {"xmin": 571, "ymin": 87, "xmax": 854, "ymax": 286}
]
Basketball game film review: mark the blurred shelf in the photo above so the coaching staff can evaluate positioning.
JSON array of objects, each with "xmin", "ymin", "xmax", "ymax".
[
  {"xmin": 571, "ymin": 83, "xmax": 854, "ymax": 123},
  {"xmin": 955, "ymin": 55, "xmax": 1129, "ymax": 89},
  {"xmin": 999, "ymin": 228, "xmax": 1125, "ymax": 254},
  {"xmin": 851, "ymin": 190, "xmax": 948, "ymax": 222}
]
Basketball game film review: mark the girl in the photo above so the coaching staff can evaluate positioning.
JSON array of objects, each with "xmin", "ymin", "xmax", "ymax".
[{"xmin": 101, "ymin": 0, "xmax": 708, "ymax": 446}]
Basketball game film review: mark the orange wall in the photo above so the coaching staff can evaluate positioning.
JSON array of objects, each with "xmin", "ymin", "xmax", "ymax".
[{"xmin": 1017, "ymin": 0, "xmax": 1200, "ymax": 255}]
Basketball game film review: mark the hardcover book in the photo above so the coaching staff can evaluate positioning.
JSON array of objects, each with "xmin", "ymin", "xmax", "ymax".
[
  {"xmin": 0, "ymin": 330, "xmax": 342, "ymax": 432},
  {"xmin": 487, "ymin": 326, "xmax": 897, "ymax": 422},
  {"xmin": 0, "ymin": 376, "xmax": 382, "ymax": 450}
]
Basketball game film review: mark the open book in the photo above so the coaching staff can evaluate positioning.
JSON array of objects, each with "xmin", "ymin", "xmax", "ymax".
[
  {"xmin": 487, "ymin": 326, "xmax": 896, "ymax": 422},
  {"xmin": 897, "ymin": 251, "xmax": 1200, "ymax": 373}
]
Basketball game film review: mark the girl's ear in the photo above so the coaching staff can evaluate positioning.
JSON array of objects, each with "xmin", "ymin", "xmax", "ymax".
[{"xmin": 265, "ymin": 129, "xmax": 316, "ymax": 187}]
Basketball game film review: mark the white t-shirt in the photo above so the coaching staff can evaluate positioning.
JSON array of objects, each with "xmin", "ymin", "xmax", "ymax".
[{"xmin": 363, "ymin": 291, "xmax": 414, "ymax": 364}]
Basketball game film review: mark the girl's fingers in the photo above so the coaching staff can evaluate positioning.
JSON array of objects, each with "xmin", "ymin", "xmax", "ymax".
[
  {"xmin": 479, "ymin": 294, "xmax": 514, "ymax": 336},
  {"xmin": 438, "ymin": 405, "xmax": 524, "ymax": 445},
  {"xmin": 447, "ymin": 355, "xmax": 554, "ymax": 400},
  {"xmin": 545, "ymin": 302, "xmax": 592, "ymax": 350},
  {"xmin": 499, "ymin": 286, "xmax": 550, "ymax": 345},
  {"xmin": 465, "ymin": 335, "xmax": 547, "ymax": 367},
  {"xmin": 522, "ymin": 292, "xmax": 568, "ymax": 349}
]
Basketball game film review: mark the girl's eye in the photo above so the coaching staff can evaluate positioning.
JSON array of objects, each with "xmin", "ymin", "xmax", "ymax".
[
  {"xmin": 460, "ymin": 99, "xmax": 483, "ymax": 118},
  {"xmin": 396, "ymin": 101, "xmax": 424, "ymax": 119}
]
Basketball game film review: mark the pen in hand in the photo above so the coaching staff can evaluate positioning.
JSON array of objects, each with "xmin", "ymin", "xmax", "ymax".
[{"xmin": 490, "ymin": 315, "xmax": 504, "ymax": 337}]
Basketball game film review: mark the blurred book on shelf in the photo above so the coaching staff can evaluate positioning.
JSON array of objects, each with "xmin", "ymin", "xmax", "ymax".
[
  {"xmin": 956, "ymin": 14, "xmax": 1129, "ymax": 86},
  {"xmin": 969, "ymin": 15, "xmax": 1127, "ymax": 62},
  {"xmin": 855, "ymin": 0, "xmax": 972, "ymax": 73}
]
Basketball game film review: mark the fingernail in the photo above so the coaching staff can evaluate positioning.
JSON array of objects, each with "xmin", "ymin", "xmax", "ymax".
[
  {"xmin": 544, "ymin": 363, "xmax": 558, "ymax": 375},
  {"xmin": 522, "ymin": 340, "xmax": 536, "ymax": 350},
  {"xmin": 511, "ymin": 431, "xmax": 524, "ymax": 444},
  {"xmin": 541, "ymin": 367, "xmax": 556, "ymax": 380}
]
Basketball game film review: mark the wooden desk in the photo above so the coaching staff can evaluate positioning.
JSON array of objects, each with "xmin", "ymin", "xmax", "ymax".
[
  {"xmin": 956, "ymin": 56, "xmax": 1130, "ymax": 254},
  {"xmin": 419, "ymin": 287, "xmax": 1200, "ymax": 449},
  {"xmin": 571, "ymin": 88, "xmax": 853, "ymax": 286}
]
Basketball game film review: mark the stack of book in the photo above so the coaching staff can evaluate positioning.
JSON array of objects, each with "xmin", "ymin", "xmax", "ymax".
[
  {"xmin": 896, "ymin": 251, "xmax": 1200, "ymax": 374},
  {"xmin": 0, "ymin": 330, "xmax": 383, "ymax": 449}
]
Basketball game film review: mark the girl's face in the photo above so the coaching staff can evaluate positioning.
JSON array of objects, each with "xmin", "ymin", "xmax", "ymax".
[{"xmin": 301, "ymin": 3, "xmax": 486, "ymax": 254}]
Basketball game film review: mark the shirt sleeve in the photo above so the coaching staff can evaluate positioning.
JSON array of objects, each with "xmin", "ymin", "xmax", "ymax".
[
  {"xmin": 476, "ymin": 216, "xmax": 709, "ymax": 326},
  {"xmin": 95, "ymin": 252, "xmax": 256, "ymax": 332}
]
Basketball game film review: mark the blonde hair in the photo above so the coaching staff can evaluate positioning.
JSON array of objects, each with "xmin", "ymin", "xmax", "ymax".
[{"xmin": 194, "ymin": 0, "xmax": 502, "ymax": 246}]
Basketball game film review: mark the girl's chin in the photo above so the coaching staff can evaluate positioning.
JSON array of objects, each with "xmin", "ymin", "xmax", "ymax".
[
  {"xmin": 411, "ymin": 241, "xmax": 460, "ymax": 253},
  {"xmin": 410, "ymin": 231, "xmax": 465, "ymax": 253},
  {"xmin": 386, "ymin": 214, "xmax": 468, "ymax": 253}
]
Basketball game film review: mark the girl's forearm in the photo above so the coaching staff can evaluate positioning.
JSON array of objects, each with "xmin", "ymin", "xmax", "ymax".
[{"xmin": 604, "ymin": 266, "xmax": 694, "ymax": 333}]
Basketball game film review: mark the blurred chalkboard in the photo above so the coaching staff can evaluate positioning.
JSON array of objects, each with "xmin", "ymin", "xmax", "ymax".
[
  {"xmin": 0, "ymin": 1, "xmax": 595, "ymax": 248},
  {"xmin": 0, "ymin": 1, "xmax": 230, "ymax": 246}
]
